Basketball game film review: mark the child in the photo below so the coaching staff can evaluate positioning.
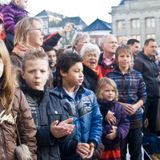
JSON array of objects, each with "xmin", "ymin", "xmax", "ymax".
[
  {"xmin": 0, "ymin": 40, "xmax": 37, "ymax": 159},
  {"xmin": 20, "ymin": 50, "xmax": 75, "ymax": 160},
  {"xmin": 107, "ymin": 45, "xmax": 147, "ymax": 160},
  {"xmin": 53, "ymin": 52, "xmax": 103, "ymax": 160},
  {"xmin": 96, "ymin": 77, "xmax": 130, "ymax": 160}
]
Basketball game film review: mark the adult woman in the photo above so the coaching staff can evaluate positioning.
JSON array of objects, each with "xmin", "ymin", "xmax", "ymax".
[
  {"xmin": 80, "ymin": 42, "xmax": 102, "ymax": 92},
  {"xmin": 11, "ymin": 16, "xmax": 72, "ymax": 69}
]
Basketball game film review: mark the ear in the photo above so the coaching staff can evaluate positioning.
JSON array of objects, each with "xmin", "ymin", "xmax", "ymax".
[
  {"xmin": 21, "ymin": 71, "xmax": 25, "ymax": 80},
  {"xmin": 60, "ymin": 69, "xmax": 67, "ymax": 78}
]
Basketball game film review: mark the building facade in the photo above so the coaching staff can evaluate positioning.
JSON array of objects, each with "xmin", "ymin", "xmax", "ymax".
[{"xmin": 111, "ymin": 0, "xmax": 160, "ymax": 45}]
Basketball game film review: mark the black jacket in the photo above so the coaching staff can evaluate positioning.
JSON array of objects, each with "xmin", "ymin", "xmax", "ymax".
[
  {"xmin": 21, "ymin": 84, "xmax": 69, "ymax": 160},
  {"xmin": 134, "ymin": 52, "xmax": 159, "ymax": 97},
  {"xmin": 82, "ymin": 64, "xmax": 99, "ymax": 92}
]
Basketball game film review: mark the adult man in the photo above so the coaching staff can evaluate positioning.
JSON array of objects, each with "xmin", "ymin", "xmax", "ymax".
[
  {"xmin": 134, "ymin": 38, "xmax": 159, "ymax": 133},
  {"xmin": 98, "ymin": 34, "xmax": 118, "ymax": 76},
  {"xmin": 127, "ymin": 38, "xmax": 140, "ymax": 57}
]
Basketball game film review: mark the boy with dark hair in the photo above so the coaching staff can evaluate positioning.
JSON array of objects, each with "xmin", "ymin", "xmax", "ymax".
[{"xmin": 53, "ymin": 52, "xmax": 103, "ymax": 160}]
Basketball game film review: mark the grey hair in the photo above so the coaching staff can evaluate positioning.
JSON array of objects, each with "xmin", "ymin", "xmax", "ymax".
[
  {"xmin": 71, "ymin": 32, "xmax": 90, "ymax": 48},
  {"xmin": 80, "ymin": 42, "xmax": 101, "ymax": 59},
  {"xmin": 100, "ymin": 34, "xmax": 117, "ymax": 48}
]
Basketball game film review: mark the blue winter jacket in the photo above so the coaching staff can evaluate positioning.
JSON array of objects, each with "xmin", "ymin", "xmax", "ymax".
[{"xmin": 52, "ymin": 86, "xmax": 103, "ymax": 160}]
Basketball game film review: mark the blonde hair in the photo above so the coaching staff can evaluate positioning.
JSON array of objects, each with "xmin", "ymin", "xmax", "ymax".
[
  {"xmin": 22, "ymin": 50, "xmax": 49, "ymax": 71},
  {"xmin": 0, "ymin": 40, "xmax": 15, "ymax": 113},
  {"xmin": 115, "ymin": 45, "xmax": 133, "ymax": 59},
  {"xmin": 96, "ymin": 77, "xmax": 118, "ymax": 101},
  {"xmin": 14, "ymin": 17, "xmax": 43, "ymax": 47}
]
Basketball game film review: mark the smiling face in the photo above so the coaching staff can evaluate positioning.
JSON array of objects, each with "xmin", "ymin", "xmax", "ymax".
[
  {"xmin": 47, "ymin": 50, "xmax": 57, "ymax": 69},
  {"xmin": 116, "ymin": 51, "xmax": 132, "ymax": 72},
  {"xmin": 22, "ymin": 59, "xmax": 49, "ymax": 91},
  {"xmin": 102, "ymin": 35, "xmax": 118, "ymax": 57},
  {"xmin": 82, "ymin": 50, "xmax": 99, "ymax": 70}
]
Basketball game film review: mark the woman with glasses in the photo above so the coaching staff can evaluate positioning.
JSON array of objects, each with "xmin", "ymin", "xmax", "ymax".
[{"xmin": 10, "ymin": 16, "xmax": 73, "ymax": 69}]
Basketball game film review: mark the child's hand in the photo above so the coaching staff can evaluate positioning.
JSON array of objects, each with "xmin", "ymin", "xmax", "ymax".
[
  {"xmin": 121, "ymin": 103, "xmax": 134, "ymax": 115},
  {"xmin": 106, "ymin": 126, "xmax": 117, "ymax": 140},
  {"xmin": 86, "ymin": 143, "xmax": 95, "ymax": 159},
  {"xmin": 50, "ymin": 118, "xmax": 75, "ymax": 138},
  {"xmin": 105, "ymin": 110, "xmax": 116, "ymax": 125},
  {"xmin": 76, "ymin": 143, "xmax": 90, "ymax": 159}
]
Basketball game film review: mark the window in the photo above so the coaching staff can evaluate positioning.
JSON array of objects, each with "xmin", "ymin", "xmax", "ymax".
[
  {"xmin": 131, "ymin": 35, "xmax": 141, "ymax": 41},
  {"xmin": 117, "ymin": 20, "xmax": 125, "ymax": 29},
  {"xmin": 146, "ymin": 34, "xmax": 156, "ymax": 39},
  {"xmin": 42, "ymin": 20, "xmax": 49, "ymax": 35},
  {"xmin": 146, "ymin": 17, "xmax": 155, "ymax": 28},
  {"xmin": 131, "ymin": 19, "xmax": 140, "ymax": 29}
]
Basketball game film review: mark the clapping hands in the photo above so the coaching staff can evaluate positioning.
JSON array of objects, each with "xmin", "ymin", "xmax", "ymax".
[{"xmin": 50, "ymin": 118, "xmax": 75, "ymax": 138}]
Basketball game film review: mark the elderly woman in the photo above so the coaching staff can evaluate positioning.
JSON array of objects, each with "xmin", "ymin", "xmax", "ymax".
[{"xmin": 80, "ymin": 42, "xmax": 102, "ymax": 92}]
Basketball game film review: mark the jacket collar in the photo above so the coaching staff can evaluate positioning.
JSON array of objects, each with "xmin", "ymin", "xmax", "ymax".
[{"xmin": 51, "ymin": 85, "xmax": 85, "ymax": 99}]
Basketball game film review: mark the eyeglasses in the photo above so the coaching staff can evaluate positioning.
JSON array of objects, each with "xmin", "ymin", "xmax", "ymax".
[{"xmin": 30, "ymin": 28, "xmax": 45, "ymax": 32}]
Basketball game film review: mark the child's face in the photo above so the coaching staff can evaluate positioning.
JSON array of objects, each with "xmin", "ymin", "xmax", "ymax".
[
  {"xmin": 22, "ymin": 59, "xmax": 49, "ymax": 91},
  {"xmin": 0, "ymin": 58, "xmax": 4, "ymax": 78},
  {"xmin": 116, "ymin": 52, "xmax": 132, "ymax": 71},
  {"xmin": 102, "ymin": 84, "xmax": 115, "ymax": 101},
  {"xmin": 48, "ymin": 50, "xmax": 57, "ymax": 69},
  {"xmin": 16, "ymin": 0, "xmax": 28, "ymax": 9},
  {"xmin": 61, "ymin": 62, "xmax": 84, "ymax": 88},
  {"xmin": 83, "ymin": 50, "xmax": 98, "ymax": 70}
]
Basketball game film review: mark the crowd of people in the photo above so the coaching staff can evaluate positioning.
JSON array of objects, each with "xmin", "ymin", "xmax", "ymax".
[{"xmin": 0, "ymin": 0, "xmax": 160, "ymax": 160}]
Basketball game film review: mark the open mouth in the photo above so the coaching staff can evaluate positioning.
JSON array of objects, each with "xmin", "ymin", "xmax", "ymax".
[{"xmin": 89, "ymin": 60, "xmax": 96, "ymax": 65}]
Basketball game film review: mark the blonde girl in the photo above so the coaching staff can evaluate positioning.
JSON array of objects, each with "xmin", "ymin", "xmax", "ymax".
[{"xmin": 96, "ymin": 77, "xmax": 129, "ymax": 160}]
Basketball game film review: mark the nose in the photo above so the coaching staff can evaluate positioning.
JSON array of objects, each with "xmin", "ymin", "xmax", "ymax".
[
  {"xmin": 35, "ymin": 71, "xmax": 41, "ymax": 78},
  {"xmin": 80, "ymin": 71, "xmax": 84, "ymax": 77}
]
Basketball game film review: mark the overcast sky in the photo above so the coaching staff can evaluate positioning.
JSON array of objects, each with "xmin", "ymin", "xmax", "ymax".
[{"xmin": 27, "ymin": 0, "xmax": 121, "ymax": 25}]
